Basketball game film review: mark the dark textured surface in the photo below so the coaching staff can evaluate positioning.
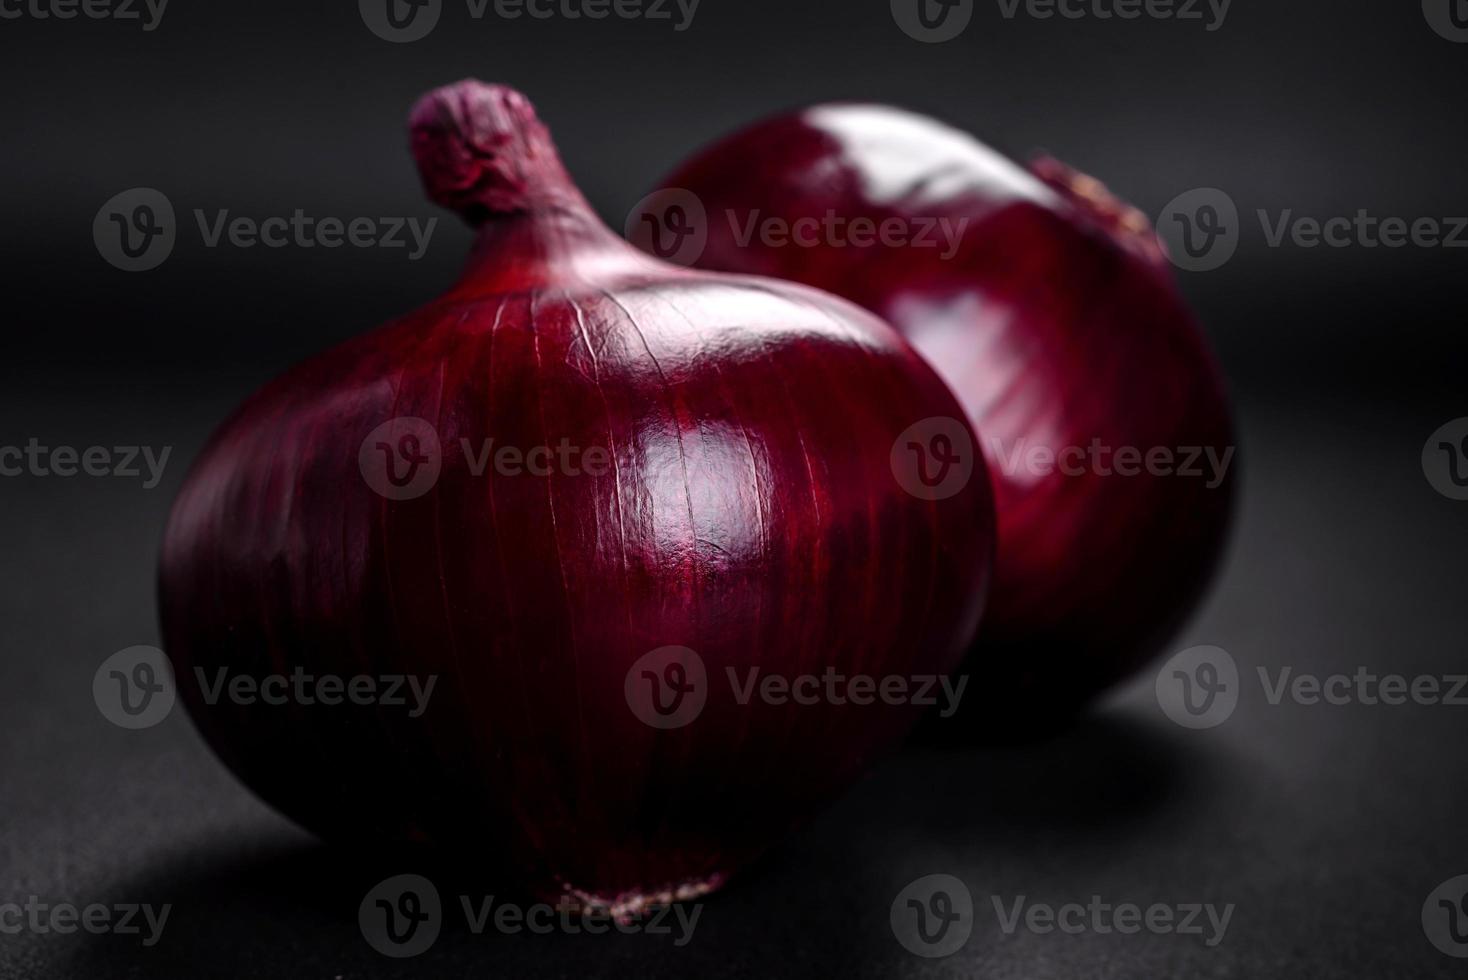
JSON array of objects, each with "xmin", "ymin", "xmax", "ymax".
[
  {"xmin": 3, "ymin": 379, "xmax": 1467, "ymax": 978},
  {"xmin": 3, "ymin": 0, "xmax": 1466, "ymax": 975}
]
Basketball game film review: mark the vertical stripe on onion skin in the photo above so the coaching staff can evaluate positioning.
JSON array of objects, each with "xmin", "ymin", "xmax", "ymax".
[
  {"xmin": 642, "ymin": 105, "xmax": 1236, "ymax": 734},
  {"xmin": 158, "ymin": 81, "xmax": 995, "ymax": 915}
]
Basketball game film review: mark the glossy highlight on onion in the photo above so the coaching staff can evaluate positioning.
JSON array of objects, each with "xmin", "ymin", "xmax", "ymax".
[
  {"xmin": 157, "ymin": 82, "xmax": 995, "ymax": 913},
  {"xmin": 640, "ymin": 104, "xmax": 1236, "ymax": 727}
]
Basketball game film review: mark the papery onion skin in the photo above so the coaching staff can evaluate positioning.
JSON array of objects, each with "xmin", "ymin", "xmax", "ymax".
[
  {"xmin": 640, "ymin": 105, "xmax": 1236, "ymax": 728},
  {"xmin": 157, "ymin": 82, "xmax": 994, "ymax": 914}
]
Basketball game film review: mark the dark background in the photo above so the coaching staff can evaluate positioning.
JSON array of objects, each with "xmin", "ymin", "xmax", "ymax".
[{"xmin": 3, "ymin": 0, "xmax": 1466, "ymax": 976}]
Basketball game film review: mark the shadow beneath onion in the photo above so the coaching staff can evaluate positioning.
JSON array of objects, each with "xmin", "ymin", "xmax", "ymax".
[
  {"xmin": 894, "ymin": 707, "xmax": 1216, "ymax": 837},
  {"xmin": 58, "ymin": 836, "xmax": 728, "ymax": 980},
  {"xmin": 61, "ymin": 709, "xmax": 1222, "ymax": 979}
]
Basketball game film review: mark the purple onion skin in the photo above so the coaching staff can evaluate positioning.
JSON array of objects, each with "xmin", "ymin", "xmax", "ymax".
[
  {"xmin": 641, "ymin": 105, "xmax": 1237, "ymax": 730},
  {"xmin": 157, "ymin": 83, "xmax": 994, "ymax": 914}
]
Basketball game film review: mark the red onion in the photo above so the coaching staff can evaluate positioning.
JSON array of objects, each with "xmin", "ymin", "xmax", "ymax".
[
  {"xmin": 638, "ymin": 105, "xmax": 1236, "ymax": 727},
  {"xmin": 158, "ymin": 82, "xmax": 994, "ymax": 914}
]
